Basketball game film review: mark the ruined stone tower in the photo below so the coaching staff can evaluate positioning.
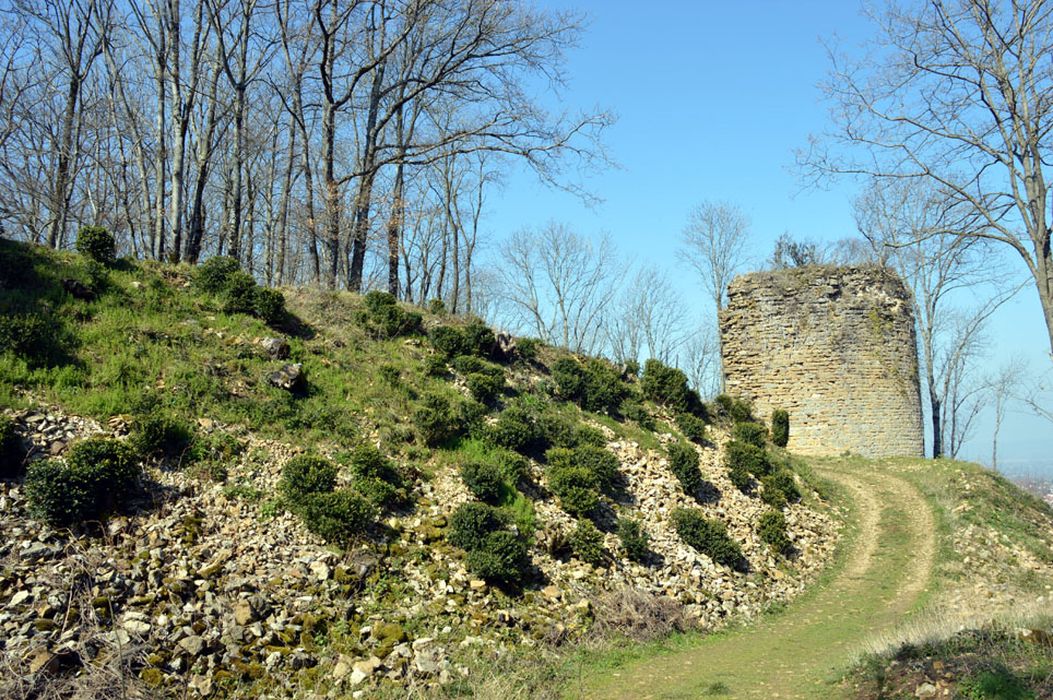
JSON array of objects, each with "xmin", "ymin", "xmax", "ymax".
[{"xmin": 719, "ymin": 265, "xmax": 924, "ymax": 458}]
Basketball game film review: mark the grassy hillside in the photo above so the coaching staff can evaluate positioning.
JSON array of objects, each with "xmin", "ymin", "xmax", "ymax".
[{"xmin": 0, "ymin": 239, "xmax": 839, "ymax": 698}]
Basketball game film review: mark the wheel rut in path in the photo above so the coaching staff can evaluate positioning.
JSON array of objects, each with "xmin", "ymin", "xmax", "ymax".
[{"xmin": 576, "ymin": 462, "xmax": 937, "ymax": 699}]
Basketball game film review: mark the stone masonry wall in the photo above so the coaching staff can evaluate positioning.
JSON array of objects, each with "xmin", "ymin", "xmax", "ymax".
[{"xmin": 719, "ymin": 265, "xmax": 924, "ymax": 458}]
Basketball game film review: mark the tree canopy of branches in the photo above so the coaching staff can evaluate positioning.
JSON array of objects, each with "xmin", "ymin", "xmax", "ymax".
[
  {"xmin": 0, "ymin": 0, "xmax": 612, "ymax": 297},
  {"xmin": 802, "ymin": 0, "xmax": 1053, "ymax": 358}
]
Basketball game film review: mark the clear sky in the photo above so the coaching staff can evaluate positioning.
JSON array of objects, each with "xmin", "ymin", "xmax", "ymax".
[{"xmin": 480, "ymin": 0, "xmax": 1053, "ymax": 476}]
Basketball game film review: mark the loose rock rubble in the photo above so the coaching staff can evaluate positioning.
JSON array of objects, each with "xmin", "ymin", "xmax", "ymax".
[{"xmin": 0, "ymin": 406, "xmax": 841, "ymax": 697}]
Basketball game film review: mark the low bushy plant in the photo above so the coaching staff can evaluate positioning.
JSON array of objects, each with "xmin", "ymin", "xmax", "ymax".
[
  {"xmin": 569, "ymin": 519, "xmax": 607, "ymax": 567},
  {"xmin": 732, "ymin": 421, "xmax": 768, "ymax": 448},
  {"xmin": 447, "ymin": 502, "xmax": 508, "ymax": 550},
  {"xmin": 24, "ymin": 438, "xmax": 141, "ymax": 526},
  {"xmin": 488, "ymin": 403, "xmax": 544, "ymax": 454},
  {"xmin": 75, "ymin": 226, "xmax": 117, "ymax": 266},
  {"xmin": 617, "ymin": 517, "xmax": 650, "ymax": 563},
  {"xmin": 728, "ymin": 465, "xmax": 753, "ymax": 493},
  {"xmin": 1, "ymin": 416, "xmax": 24, "ymax": 478},
  {"xmin": 252, "ymin": 287, "xmax": 287, "ymax": 325},
  {"xmin": 516, "ymin": 337, "xmax": 540, "ymax": 362},
  {"xmin": 361, "ymin": 290, "xmax": 421, "ymax": 338},
  {"xmin": 724, "ymin": 439, "xmax": 773, "ymax": 477},
  {"xmin": 621, "ymin": 401, "xmax": 656, "ymax": 431},
  {"xmin": 194, "ymin": 256, "xmax": 241, "ymax": 294},
  {"xmin": 771, "ymin": 409, "xmax": 790, "ymax": 448},
  {"xmin": 464, "ymin": 530, "xmax": 529, "ymax": 586},
  {"xmin": 414, "ymin": 393, "xmax": 458, "ymax": 446},
  {"xmin": 671, "ymin": 508, "xmax": 747, "ymax": 572},
  {"xmin": 760, "ymin": 469, "xmax": 801, "ymax": 508},
  {"xmin": 641, "ymin": 359, "xmax": 704, "ymax": 416},
  {"xmin": 129, "ymin": 412, "xmax": 195, "ymax": 461},
  {"xmin": 676, "ymin": 412, "xmax": 707, "ymax": 444},
  {"xmin": 546, "ymin": 445, "xmax": 620, "ymax": 493},
  {"xmin": 279, "ymin": 454, "xmax": 337, "ymax": 504},
  {"xmin": 667, "ymin": 442, "xmax": 705, "ymax": 496},
  {"xmin": 758, "ymin": 509, "xmax": 792, "ymax": 555},
  {"xmin": 546, "ymin": 463, "xmax": 599, "ymax": 517},
  {"xmin": 0, "ymin": 312, "xmax": 62, "ymax": 365},
  {"xmin": 713, "ymin": 394, "xmax": 753, "ymax": 423},
  {"xmin": 460, "ymin": 461, "xmax": 507, "ymax": 504},
  {"xmin": 297, "ymin": 490, "xmax": 376, "ymax": 543},
  {"xmin": 429, "ymin": 325, "xmax": 468, "ymax": 358},
  {"xmin": 495, "ymin": 450, "xmax": 530, "ymax": 485},
  {"xmin": 429, "ymin": 319, "xmax": 496, "ymax": 359},
  {"xmin": 551, "ymin": 357, "xmax": 627, "ymax": 414},
  {"xmin": 465, "ymin": 371, "xmax": 504, "ymax": 405},
  {"xmin": 348, "ymin": 445, "xmax": 407, "ymax": 509}
]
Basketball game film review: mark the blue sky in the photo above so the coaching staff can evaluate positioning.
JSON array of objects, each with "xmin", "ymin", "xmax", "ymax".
[{"xmin": 480, "ymin": 0, "xmax": 1052, "ymax": 475}]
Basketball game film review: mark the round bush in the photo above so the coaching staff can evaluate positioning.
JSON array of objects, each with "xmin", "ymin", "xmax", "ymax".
[
  {"xmin": 569, "ymin": 519, "xmax": 607, "ymax": 567},
  {"xmin": 280, "ymin": 455, "xmax": 337, "ymax": 504},
  {"xmin": 429, "ymin": 325, "xmax": 469, "ymax": 358},
  {"xmin": 465, "ymin": 530, "xmax": 529, "ymax": 585},
  {"xmin": 731, "ymin": 421, "xmax": 768, "ymax": 449},
  {"xmin": 516, "ymin": 338, "xmax": 541, "ymax": 362},
  {"xmin": 724, "ymin": 439, "xmax": 773, "ymax": 477},
  {"xmin": 447, "ymin": 502, "xmax": 508, "ymax": 550},
  {"xmin": 622, "ymin": 401, "xmax": 656, "ymax": 431},
  {"xmin": 488, "ymin": 405, "xmax": 543, "ymax": 454},
  {"xmin": 414, "ymin": 393, "xmax": 457, "ymax": 446},
  {"xmin": 495, "ymin": 450, "xmax": 529, "ymax": 484},
  {"xmin": 668, "ymin": 442, "xmax": 705, "ymax": 496},
  {"xmin": 129, "ymin": 412, "xmax": 195, "ymax": 461},
  {"xmin": 349, "ymin": 445, "xmax": 406, "ymax": 508},
  {"xmin": 758, "ymin": 509, "xmax": 792, "ymax": 555},
  {"xmin": 547, "ymin": 445, "xmax": 619, "ymax": 492},
  {"xmin": 465, "ymin": 371, "xmax": 504, "ymax": 405},
  {"xmin": 546, "ymin": 464, "xmax": 599, "ymax": 517},
  {"xmin": 253, "ymin": 287, "xmax": 286, "ymax": 325},
  {"xmin": 771, "ymin": 409, "xmax": 790, "ymax": 448},
  {"xmin": 617, "ymin": 517, "xmax": 650, "ymax": 563},
  {"xmin": 75, "ymin": 226, "xmax": 116, "ymax": 266},
  {"xmin": 714, "ymin": 394, "xmax": 753, "ymax": 423},
  {"xmin": 760, "ymin": 469, "xmax": 801, "ymax": 508},
  {"xmin": 0, "ymin": 312, "xmax": 60, "ymax": 364},
  {"xmin": 461, "ymin": 318, "xmax": 497, "ymax": 358},
  {"xmin": 676, "ymin": 413, "xmax": 708, "ymax": 444},
  {"xmin": 298, "ymin": 490, "xmax": 376, "ymax": 544},
  {"xmin": 461, "ymin": 461, "xmax": 507, "ymax": 504},
  {"xmin": 194, "ymin": 256, "xmax": 241, "ymax": 294},
  {"xmin": 671, "ymin": 508, "xmax": 747, "ymax": 572},
  {"xmin": 364, "ymin": 290, "xmax": 397, "ymax": 315},
  {"xmin": 641, "ymin": 359, "xmax": 703, "ymax": 415},
  {"xmin": 25, "ymin": 438, "xmax": 141, "ymax": 526},
  {"xmin": 222, "ymin": 271, "xmax": 260, "ymax": 316},
  {"xmin": 552, "ymin": 358, "xmax": 628, "ymax": 414},
  {"xmin": 728, "ymin": 465, "xmax": 753, "ymax": 493}
]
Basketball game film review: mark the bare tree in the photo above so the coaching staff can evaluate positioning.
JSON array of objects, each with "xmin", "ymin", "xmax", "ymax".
[
  {"xmin": 855, "ymin": 178, "xmax": 1021, "ymax": 458},
  {"xmin": 988, "ymin": 357, "xmax": 1025, "ymax": 470},
  {"xmin": 679, "ymin": 325, "xmax": 721, "ymax": 399},
  {"xmin": 498, "ymin": 223, "xmax": 620, "ymax": 354},
  {"xmin": 803, "ymin": 0, "xmax": 1053, "ymax": 358},
  {"xmin": 606, "ymin": 265, "xmax": 690, "ymax": 366}
]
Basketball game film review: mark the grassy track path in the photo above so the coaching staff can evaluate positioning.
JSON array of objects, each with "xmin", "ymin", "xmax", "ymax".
[{"xmin": 575, "ymin": 461, "xmax": 937, "ymax": 699}]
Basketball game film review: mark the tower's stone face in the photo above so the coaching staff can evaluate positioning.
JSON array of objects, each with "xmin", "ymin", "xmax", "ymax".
[{"xmin": 719, "ymin": 265, "xmax": 924, "ymax": 458}]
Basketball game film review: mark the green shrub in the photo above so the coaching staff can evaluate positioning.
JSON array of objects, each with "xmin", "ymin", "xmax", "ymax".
[
  {"xmin": 546, "ymin": 463, "xmax": 599, "ymax": 517},
  {"xmin": 617, "ymin": 517, "xmax": 650, "ymax": 563},
  {"xmin": 222, "ymin": 270, "xmax": 262, "ymax": 315},
  {"xmin": 551, "ymin": 357, "xmax": 628, "ymax": 414},
  {"xmin": 569, "ymin": 519, "xmax": 607, "ymax": 567},
  {"xmin": 279, "ymin": 454, "xmax": 337, "ymax": 504},
  {"xmin": 724, "ymin": 439, "xmax": 773, "ymax": 477},
  {"xmin": 516, "ymin": 337, "xmax": 540, "ymax": 362},
  {"xmin": 361, "ymin": 291, "xmax": 421, "ymax": 338},
  {"xmin": 1, "ymin": 416, "xmax": 24, "ymax": 478},
  {"xmin": 424, "ymin": 355, "xmax": 448, "ymax": 378},
  {"xmin": 641, "ymin": 359, "xmax": 704, "ymax": 415},
  {"xmin": 671, "ymin": 508, "xmax": 747, "ymax": 572},
  {"xmin": 461, "ymin": 461, "xmax": 507, "ymax": 504},
  {"xmin": 414, "ymin": 393, "xmax": 458, "ymax": 446},
  {"xmin": 465, "ymin": 371, "xmax": 504, "ymax": 405},
  {"xmin": 465, "ymin": 530, "xmax": 529, "ymax": 586},
  {"xmin": 547, "ymin": 445, "xmax": 620, "ymax": 492},
  {"xmin": 25, "ymin": 438, "xmax": 141, "ymax": 526},
  {"xmin": 429, "ymin": 325, "xmax": 469, "ymax": 358},
  {"xmin": 622, "ymin": 401, "xmax": 656, "ymax": 431},
  {"xmin": 447, "ymin": 501, "xmax": 508, "ymax": 550},
  {"xmin": 194, "ymin": 256, "xmax": 241, "ymax": 294},
  {"xmin": 75, "ymin": 226, "xmax": 116, "ymax": 266},
  {"xmin": 129, "ymin": 412, "xmax": 195, "ymax": 461},
  {"xmin": 728, "ymin": 465, "xmax": 753, "ymax": 493},
  {"xmin": 429, "ymin": 319, "xmax": 496, "ymax": 359},
  {"xmin": 714, "ymin": 394, "xmax": 753, "ymax": 423},
  {"xmin": 378, "ymin": 364, "xmax": 401, "ymax": 386},
  {"xmin": 364, "ymin": 290, "xmax": 398, "ymax": 315},
  {"xmin": 348, "ymin": 445, "xmax": 407, "ymax": 508},
  {"xmin": 760, "ymin": 469, "xmax": 801, "ymax": 508},
  {"xmin": 298, "ymin": 490, "xmax": 376, "ymax": 543},
  {"xmin": 731, "ymin": 421, "xmax": 767, "ymax": 448},
  {"xmin": 676, "ymin": 413, "xmax": 707, "ymax": 444},
  {"xmin": 488, "ymin": 404, "xmax": 544, "ymax": 454},
  {"xmin": 252, "ymin": 287, "xmax": 286, "ymax": 325},
  {"xmin": 495, "ymin": 450, "xmax": 530, "ymax": 484},
  {"xmin": 758, "ymin": 509, "xmax": 792, "ymax": 555},
  {"xmin": 771, "ymin": 409, "xmax": 789, "ymax": 448},
  {"xmin": 427, "ymin": 298, "xmax": 447, "ymax": 315},
  {"xmin": 667, "ymin": 442, "xmax": 705, "ymax": 496}
]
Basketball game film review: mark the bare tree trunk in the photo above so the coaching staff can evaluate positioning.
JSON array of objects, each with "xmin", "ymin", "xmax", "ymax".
[{"xmin": 48, "ymin": 78, "xmax": 81, "ymax": 248}]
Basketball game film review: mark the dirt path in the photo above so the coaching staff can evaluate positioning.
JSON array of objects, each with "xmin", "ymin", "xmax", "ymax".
[{"xmin": 575, "ymin": 461, "xmax": 938, "ymax": 699}]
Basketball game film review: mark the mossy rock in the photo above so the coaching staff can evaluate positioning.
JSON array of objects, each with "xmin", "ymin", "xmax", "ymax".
[{"xmin": 140, "ymin": 667, "xmax": 165, "ymax": 688}]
